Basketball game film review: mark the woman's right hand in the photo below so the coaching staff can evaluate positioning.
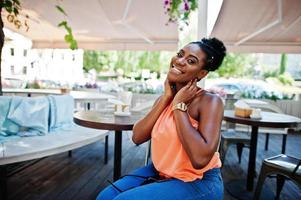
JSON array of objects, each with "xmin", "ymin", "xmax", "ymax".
[
  {"xmin": 132, "ymin": 79, "xmax": 174, "ymax": 145},
  {"xmin": 163, "ymin": 79, "xmax": 174, "ymax": 102}
]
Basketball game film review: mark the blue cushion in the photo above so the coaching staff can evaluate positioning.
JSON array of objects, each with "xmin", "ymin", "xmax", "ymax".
[
  {"xmin": 48, "ymin": 95, "xmax": 74, "ymax": 131},
  {"xmin": 7, "ymin": 96, "xmax": 49, "ymax": 135},
  {"xmin": 0, "ymin": 96, "xmax": 20, "ymax": 136}
]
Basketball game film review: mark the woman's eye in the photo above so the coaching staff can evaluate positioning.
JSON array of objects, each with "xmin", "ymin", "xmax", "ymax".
[
  {"xmin": 176, "ymin": 52, "xmax": 183, "ymax": 57},
  {"xmin": 187, "ymin": 59, "xmax": 195, "ymax": 64}
]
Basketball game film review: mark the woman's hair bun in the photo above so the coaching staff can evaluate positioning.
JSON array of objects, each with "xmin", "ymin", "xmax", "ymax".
[{"xmin": 191, "ymin": 37, "xmax": 226, "ymax": 71}]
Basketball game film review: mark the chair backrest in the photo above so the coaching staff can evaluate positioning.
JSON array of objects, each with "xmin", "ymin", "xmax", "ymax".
[{"xmin": 292, "ymin": 160, "xmax": 301, "ymax": 175}]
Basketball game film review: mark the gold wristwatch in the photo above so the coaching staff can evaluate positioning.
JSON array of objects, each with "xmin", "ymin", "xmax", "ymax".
[{"xmin": 172, "ymin": 102, "xmax": 188, "ymax": 112}]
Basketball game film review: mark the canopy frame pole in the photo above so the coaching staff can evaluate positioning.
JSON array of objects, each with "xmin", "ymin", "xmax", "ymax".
[
  {"xmin": 122, "ymin": 0, "xmax": 133, "ymax": 21},
  {"xmin": 280, "ymin": 15, "xmax": 301, "ymax": 36},
  {"xmin": 123, "ymin": 23, "xmax": 154, "ymax": 44},
  {"xmin": 197, "ymin": 0, "xmax": 208, "ymax": 38},
  {"xmin": 235, "ymin": 0, "xmax": 283, "ymax": 46},
  {"xmin": 119, "ymin": 0, "xmax": 153, "ymax": 44},
  {"xmin": 197, "ymin": 0, "xmax": 208, "ymax": 88}
]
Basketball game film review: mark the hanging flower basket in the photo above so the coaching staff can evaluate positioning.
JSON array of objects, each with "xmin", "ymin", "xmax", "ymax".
[{"xmin": 164, "ymin": 0, "xmax": 198, "ymax": 28}]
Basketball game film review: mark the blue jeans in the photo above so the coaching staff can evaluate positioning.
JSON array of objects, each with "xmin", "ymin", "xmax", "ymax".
[{"xmin": 96, "ymin": 164, "xmax": 223, "ymax": 200}]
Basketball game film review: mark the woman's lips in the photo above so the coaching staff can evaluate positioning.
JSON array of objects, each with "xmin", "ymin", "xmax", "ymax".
[{"xmin": 170, "ymin": 64, "xmax": 183, "ymax": 75}]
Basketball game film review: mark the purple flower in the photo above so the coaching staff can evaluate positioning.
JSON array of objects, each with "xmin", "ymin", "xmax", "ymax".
[
  {"xmin": 184, "ymin": 3, "xmax": 189, "ymax": 11},
  {"xmin": 164, "ymin": 0, "xmax": 169, "ymax": 5}
]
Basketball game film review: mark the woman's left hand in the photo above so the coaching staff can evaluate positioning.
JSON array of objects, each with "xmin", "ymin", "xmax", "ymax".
[{"xmin": 172, "ymin": 79, "xmax": 203, "ymax": 106}]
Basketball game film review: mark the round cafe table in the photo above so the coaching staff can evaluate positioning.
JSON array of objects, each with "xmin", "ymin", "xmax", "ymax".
[
  {"xmin": 223, "ymin": 110, "xmax": 301, "ymax": 199},
  {"xmin": 73, "ymin": 110, "xmax": 145, "ymax": 181}
]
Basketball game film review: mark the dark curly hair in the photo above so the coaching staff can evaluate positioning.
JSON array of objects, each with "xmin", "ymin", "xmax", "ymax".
[{"xmin": 190, "ymin": 37, "xmax": 226, "ymax": 71}]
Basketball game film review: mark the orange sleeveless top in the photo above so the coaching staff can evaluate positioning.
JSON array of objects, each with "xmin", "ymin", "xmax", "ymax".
[{"xmin": 151, "ymin": 103, "xmax": 221, "ymax": 182}]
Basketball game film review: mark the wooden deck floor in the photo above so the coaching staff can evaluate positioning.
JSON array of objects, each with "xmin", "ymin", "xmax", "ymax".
[{"xmin": 6, "ymin": 132, "xmax": 301, "ymax": 200}]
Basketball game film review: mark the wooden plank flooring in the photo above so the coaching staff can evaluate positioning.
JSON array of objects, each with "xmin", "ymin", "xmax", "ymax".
[{"xmin": 6, "ymin": 132, "xmax": 301, "ymax": 200}]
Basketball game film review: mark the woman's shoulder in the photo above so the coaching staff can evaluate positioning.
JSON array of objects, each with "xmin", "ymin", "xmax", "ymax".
[{"xmin": 192, "ymin": 90, "xmax": 223, "ymax": 108}]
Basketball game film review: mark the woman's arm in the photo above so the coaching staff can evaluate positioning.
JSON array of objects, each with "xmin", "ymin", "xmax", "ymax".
[
  {"xmin": 172, "ymin": 79, "xmax": 223, "ymax": 169},
  {"xmin": 173, "ymin": 95, "xmax": 223, "ymax": 169},
  {"xmin": 132, "ymin": 95, "xmax": 171, "ymax": 144},
  {"xmin": 132, "ymin": 79, "xmax": 174, "ymax": 145}
]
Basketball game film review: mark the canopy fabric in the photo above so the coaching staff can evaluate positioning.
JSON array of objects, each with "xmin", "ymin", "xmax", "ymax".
[
  {"xmin": 2, "ymin": 0, "xmax": 178, "ymax": 51},
  {"xmin": 210, "ymin": 0, "xmax": 301, "ymax": 53}
]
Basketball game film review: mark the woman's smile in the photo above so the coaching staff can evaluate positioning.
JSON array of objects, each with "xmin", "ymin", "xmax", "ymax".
[{"xmin": 170, "ymin": 64, "xmax": 184, "ymax": 75}]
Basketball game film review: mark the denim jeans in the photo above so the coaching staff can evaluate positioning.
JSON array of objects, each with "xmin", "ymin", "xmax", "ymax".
[{"xmin": 96, "ymin": 164, "xmax": 224, "ymax": 200}]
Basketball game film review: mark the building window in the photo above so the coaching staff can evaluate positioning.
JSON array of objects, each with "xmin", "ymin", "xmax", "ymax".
[
  {"xmin": 23, "ymin": 49, "xmax": 27, "ymax": 57},
  {"xmin": 10, "ymin": 65, "xmax": 14, "ymax": 74},
  {"xmin": 22, "ymin": 66, "xmax": 27, "ymax": 75},
  {"xmin": 10, "ymin": 48, "xmax": 14, "ymax": 56}
]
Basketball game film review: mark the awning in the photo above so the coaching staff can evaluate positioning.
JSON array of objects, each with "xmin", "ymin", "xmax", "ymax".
[
  {"xmin": 210, "ymin": 0, "xmax": 301, "ymax": 53},
  {"xmin": 2, "ymin": 0, "xmax": 178, "ymax": 51}
]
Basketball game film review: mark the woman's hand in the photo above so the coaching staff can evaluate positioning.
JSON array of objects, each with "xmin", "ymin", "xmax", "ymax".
[
  {"xmin": 172, "ymin": 79, "xmax": 203, "ymax": 106},
  {"xmin": 132, "ymin": 79, "xmax": 175, "ymax": 145},
  {"xmin": 163, "ymin": 78, "xmax": 174, "ymax": 102}
]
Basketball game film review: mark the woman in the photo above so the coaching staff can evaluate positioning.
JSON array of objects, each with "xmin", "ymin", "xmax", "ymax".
[{"xmin": 97, "ymin": 37, "xmax": 226, "ymax": 200}]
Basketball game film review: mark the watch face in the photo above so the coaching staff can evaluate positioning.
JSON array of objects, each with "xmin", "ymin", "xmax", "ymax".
[
  {"xmin": 173, "ymin": 102, "xmax": 187, "ymax": 111},
  {"xmin": 179, "ymin": 102, "xmax": 187, "ymax": 111}
]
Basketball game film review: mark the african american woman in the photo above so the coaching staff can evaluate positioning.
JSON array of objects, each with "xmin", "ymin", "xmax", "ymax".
[{"xmin": 97, "ymin": 37, "xmax": 227, "ymax": 200}]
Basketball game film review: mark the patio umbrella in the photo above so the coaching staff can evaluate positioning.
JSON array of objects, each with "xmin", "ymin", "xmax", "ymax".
[
  {"xmin": 2, "ymin": 0, "xmax": 178, "ymax": 51},
  {"xmin": 210, "ymin": 0, "xmax": 301, "ymax": 53}
]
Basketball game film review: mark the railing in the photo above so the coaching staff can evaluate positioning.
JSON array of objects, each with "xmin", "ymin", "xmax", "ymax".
[{"xmin": 264, "ymin": 99, "xmax": 301, "ymax": 118}]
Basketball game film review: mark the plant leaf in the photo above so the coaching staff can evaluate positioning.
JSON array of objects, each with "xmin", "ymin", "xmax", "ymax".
[
  {"xmin": 13, "ymin": 7, "xmax": 19, "ymax": 16},
  {"xmin": 58, "ymin": 21, "xmax": 67, "ymax": 27},
  {"xmin": 55, "ymin": 5, "xmax": 68, "ymax": 16},
  {"xmin": 12, "ymin": 0, "xmax": 20, "ymax": 6}
]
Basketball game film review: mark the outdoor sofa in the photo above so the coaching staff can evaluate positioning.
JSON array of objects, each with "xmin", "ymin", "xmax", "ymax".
[{"xmin": 0, "ymin": 95, "xmax": 109, "ymax": 199}]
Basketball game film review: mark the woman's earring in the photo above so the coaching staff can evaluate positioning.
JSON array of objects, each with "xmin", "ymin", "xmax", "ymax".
[{"xmin": 170, "ymin": 84, "xmax": 176, "ymax": 91}]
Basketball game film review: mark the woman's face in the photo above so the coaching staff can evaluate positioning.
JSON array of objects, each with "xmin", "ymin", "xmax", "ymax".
[{"xmin": 167, "ymin": 43, "xmax": 208, "ymax": 83}]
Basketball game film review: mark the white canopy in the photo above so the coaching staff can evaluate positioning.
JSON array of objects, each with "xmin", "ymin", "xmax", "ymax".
[
  {"xmin": 3, "ymin": 0, "xmax": 179, "ymax": 51},
  {"xmin": 210, "ymin": 0, "xmax": 301, "ymax": 53}
]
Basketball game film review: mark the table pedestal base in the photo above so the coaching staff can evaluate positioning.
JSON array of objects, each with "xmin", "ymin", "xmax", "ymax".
[
  {"xmin": 113, "ymin": 130, "xmax": 122, "ymax": 181},
  {"xmin": 225, "ymin": 179, "xmax": 274, "ymax": 200}
]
